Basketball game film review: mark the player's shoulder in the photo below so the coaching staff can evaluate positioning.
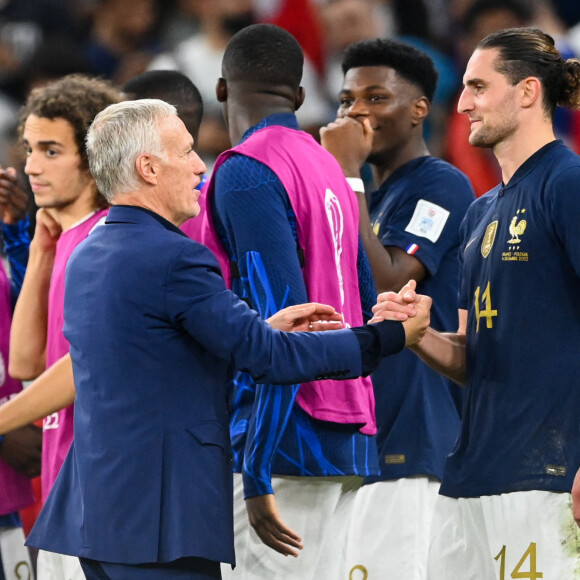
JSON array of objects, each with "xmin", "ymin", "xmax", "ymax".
[
  {"xmin": 462, "ymin": 185, "xmax": 499, "ymax": 225},
  {"xmin": 523, "ymin": 143, "xmax": 580, "ymax": 206},
  {"xmin": 215, "ymin": 150, "xmax": 277, "ymax": 190},
  {"xmin": 546, "ymin": 143, "xmax": 580, "ymax": 179},
  {"xmin": 548, "ymin": 140, "xmax": 580, "ymax": 164},
  {"xmin": 422, "ymin": 156, "xmax": 474, "ymax": 190},
  {"xmin": 529, "ymin": 141, "xmax": 580, "ymax": 183},
  {"xmin": 407, "ymin": 156, "xmax": 475, "ymax": 207}
]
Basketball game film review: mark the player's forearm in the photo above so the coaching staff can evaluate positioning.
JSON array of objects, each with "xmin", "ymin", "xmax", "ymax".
[
  {"xmin": 356, "ymin": 192, "xmax": 418, "ymax": 293},
  {"xmin": 9, "ymin": 243, "xmax": 55, "ymax": 379},
  {"xmin": 357, "ymin": 192, "xmax": 393, "ymax": 272},
  {"xmin": 242, "ymin": 383, "xmax": 300, "ymax": 498},
  {"xmin": 0, "ymin": 354, "xmax": 75, "ymax": 433},
  {"xmin": 410, "ymin": 327, "xmax": 467, "ymax": 386}
]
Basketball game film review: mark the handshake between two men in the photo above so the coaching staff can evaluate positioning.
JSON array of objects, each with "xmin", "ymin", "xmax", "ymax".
[
  {"xmin": 271, "ymin": 279, "xmax": 430, "ymax": 347},
  {"xmin": 368, "ymin": 279, "xmax": 430, "ymax": 346}
]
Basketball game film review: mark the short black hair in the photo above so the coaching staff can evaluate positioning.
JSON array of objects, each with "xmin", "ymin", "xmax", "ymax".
[
  {"xmin": 342, "ymin": 38, "xmax": 438, "ymax": 102},
  {"xmin": 122, "ymin": 70, "xmax": 204, "ymax": 140},
  {"xmin": 222, "ymin": 23, "xmax": 303, "ymax": 89},
  {"xmin": 122, "ymin": 70, "xmax": 203, "ymax": 118}
]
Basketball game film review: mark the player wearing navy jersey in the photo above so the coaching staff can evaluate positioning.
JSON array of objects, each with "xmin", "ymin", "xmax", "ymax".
[
  {"xmin": 206, "ymin": 25, "xmax": 386, "ymax": 579},
  {"xmin": 374, "ymin": 27, "xmax": 580, "ymax": 578},
  {"xmin": 321, "ymin": 39, "xmax": 474, "ymax": 578}
]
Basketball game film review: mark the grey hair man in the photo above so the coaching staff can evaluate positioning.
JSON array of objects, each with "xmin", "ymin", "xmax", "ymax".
[{"xmin": 25, "ymin": 98, "xmax": 431, "ymax": 580}]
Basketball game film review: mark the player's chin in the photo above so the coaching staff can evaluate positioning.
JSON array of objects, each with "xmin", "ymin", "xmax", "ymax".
[{"xmin": 468, "ymin": 132, "xmax": 486, "ymax": 148}]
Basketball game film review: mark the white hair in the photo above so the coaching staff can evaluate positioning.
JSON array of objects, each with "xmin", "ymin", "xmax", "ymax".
[{"xmin": 86, "ymin": 99, "xmax": 177, "ymax": 201}]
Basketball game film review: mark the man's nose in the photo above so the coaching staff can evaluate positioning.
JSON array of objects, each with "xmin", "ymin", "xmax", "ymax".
[
  {"xmin": 457, "ymin": 87, "xmax": 473, "ymax": 114},
  {"xmin": 24, "ymin": 152, "xmax": 41, "ymax": 175},
  {"xmin": 192, "ymin": 151, "xmax": 207, "ymax": 176},
  {"xmin": 345, "ymin": 98, "xmax": 368, "ymax": 118}
]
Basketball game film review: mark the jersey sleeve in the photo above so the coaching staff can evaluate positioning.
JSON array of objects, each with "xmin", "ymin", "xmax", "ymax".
[
  {"xmin": 357, "ymin": 235, "xmax": 376, "ymax": 322},
  {"xmin": 544, "ymin": 165, "xmax": 580, "ymax": 278},
  {"xmin": 377, "ymin": 168, "xmax": 473, "ymax": 277},
  {"xmin": 456, "ymin": 210, "xmax": 473, "ymax": 311},
  {"xmin": 2, "ymin": 216, "xmax": 30, "ymax": 304},
  {"xmin": 213, "ymin": 154, "xmax": 308, "ymax": 497}
]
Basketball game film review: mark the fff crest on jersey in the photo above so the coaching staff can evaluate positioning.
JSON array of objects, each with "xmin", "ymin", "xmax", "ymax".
[
  {"xmin": 507, "ymin": 209, "xmax": 527, "ymax": 244},
  {"xmin": 481, "ymin": 221, "xmax": 498, "ymax": 258}
]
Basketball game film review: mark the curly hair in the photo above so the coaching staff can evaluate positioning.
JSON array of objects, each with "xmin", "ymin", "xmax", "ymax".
[{"xmin": 19, "ymin": 74, "xmax": 121, "ymax": 173}]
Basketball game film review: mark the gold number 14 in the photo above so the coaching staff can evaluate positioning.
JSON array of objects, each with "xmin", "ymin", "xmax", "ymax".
[
  {"xmin": 494, "ymin": 542, "xmax": 543, "ymax": 579},
  {"xmin": 474, "ymin": 281, "xmax": 498, "ymax": 332}
]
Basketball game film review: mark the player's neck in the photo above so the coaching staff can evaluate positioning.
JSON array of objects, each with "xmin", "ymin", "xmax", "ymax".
[
  {"xmin": 53, "ymin": 188, "xmax": 104, "ymax": 232},
  {"xmin": 494, "ymin": 122, "xmax": 555, "ymax": 185},
  {"xmin": 229, "ymin": 96, "xmax": 296, "ymax": 145}
]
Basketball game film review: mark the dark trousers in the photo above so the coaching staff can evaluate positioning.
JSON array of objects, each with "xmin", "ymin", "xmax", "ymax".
[{"xmin": 79, "ymin": 556, "xmax": 222, "ymax": 580}]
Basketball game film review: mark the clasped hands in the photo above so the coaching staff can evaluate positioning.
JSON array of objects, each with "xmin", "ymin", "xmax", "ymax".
[
  {"xmin": 267, "ymin": 280, "xmax": 431, "ymax": 347},
  {"xmin": 369, "ymin": 279, "xmax": 431, "ymax": 346}
]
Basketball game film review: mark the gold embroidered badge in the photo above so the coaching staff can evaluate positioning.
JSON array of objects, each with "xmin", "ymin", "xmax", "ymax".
[{"xmin": 481, "ymin": 220, "xmax": 498, "ymax": 258}]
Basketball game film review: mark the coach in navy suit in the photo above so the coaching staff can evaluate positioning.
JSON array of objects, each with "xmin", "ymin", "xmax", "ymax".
[{"xmin": 26, "ymin": 99, "xmax": 430, "ymax": 579}]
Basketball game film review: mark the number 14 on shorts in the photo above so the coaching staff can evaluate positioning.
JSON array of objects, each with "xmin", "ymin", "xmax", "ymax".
[{"xmin": 494, "ymin": 542, "xmax": 543, "ymax": 579}]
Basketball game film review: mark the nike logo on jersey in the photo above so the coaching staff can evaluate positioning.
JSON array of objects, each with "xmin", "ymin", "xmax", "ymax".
[{"xmin": 465, "ymin": 236, "xmax": 478, "ymax": 251}]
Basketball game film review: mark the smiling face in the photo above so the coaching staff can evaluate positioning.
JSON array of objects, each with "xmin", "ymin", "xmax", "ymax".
[
  {"xmin": 458, "ymin": 48, "xmax": 520, "ymax": 149},
  {"xmin": 156, "ymin": 115, "xmax": 207, "ymax": 225},
  {"xmin": 337, "ymin": 65, "xmax": 424, "ymax": 165},
  {"xmin": 23, "ymin": 114, "xmax": 96, "ymax": 211}
]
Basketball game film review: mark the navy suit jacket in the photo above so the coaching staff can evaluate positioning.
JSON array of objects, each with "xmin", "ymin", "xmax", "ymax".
[{"xmin": 27, "ymin": 206, "xmax": 363, "ymax": 565}]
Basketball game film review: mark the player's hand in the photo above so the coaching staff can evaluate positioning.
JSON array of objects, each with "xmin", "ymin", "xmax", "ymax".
[
  {"xmin": 402, "ymin": 294, "xmax": 431, "ymax": 346},
  {"xmin": 369, "ymin": 279, "xmax": 419, "ymax": 323},
  {"xmin": 31, "ymin": 208, "xmax": 62, "ymax": 254},
  {"xmin": 245, "ymin": 494, "xmax": 304, "ymax": 557},
  {"xmin": 266, "ymin": 303, "xmax": 344, "ymax": 332},
  {"xmin": 320, "ymin": 117, "xmax": 373, "ymax": 177},
  {"xmin": 0, "ymin": 424, "xmax": 42, "ymax": 478},
  {"xmin": 572, "ymin": 467, "xmax": 580, "ymax": 528},
  {"xmin": 0, "ymin": 167, "xmax": 28, "ymax": 225}
]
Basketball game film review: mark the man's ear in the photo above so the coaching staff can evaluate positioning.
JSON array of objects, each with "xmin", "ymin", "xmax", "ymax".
[
  {"xmin": 135, "ymin": 153, "xmax": 158, "ymax": 185},
  {"xmin": 295, "ymin": 86, "xmax": 305, "ymax": 111},
  {"xmin": 411, "ymin": 96, "xmax": 430, "ymax": 127},
  {"xmin": 520, "ymin": 76, "xmax": 542, "ymax": 109},
  {"xmin": 216, "ymin": 77, "xmax": 227, "ymax": 103}
]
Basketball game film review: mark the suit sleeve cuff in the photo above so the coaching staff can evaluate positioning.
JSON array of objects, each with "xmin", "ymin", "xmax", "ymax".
[{"xmin": 351, "ymin": 321, "xmax": 405, "ymax": 375}]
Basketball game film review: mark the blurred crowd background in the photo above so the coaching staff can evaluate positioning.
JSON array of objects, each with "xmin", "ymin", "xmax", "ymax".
[{"xmin": 1, "ymin": 0, "xmax": 580, "ymax": 200}]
